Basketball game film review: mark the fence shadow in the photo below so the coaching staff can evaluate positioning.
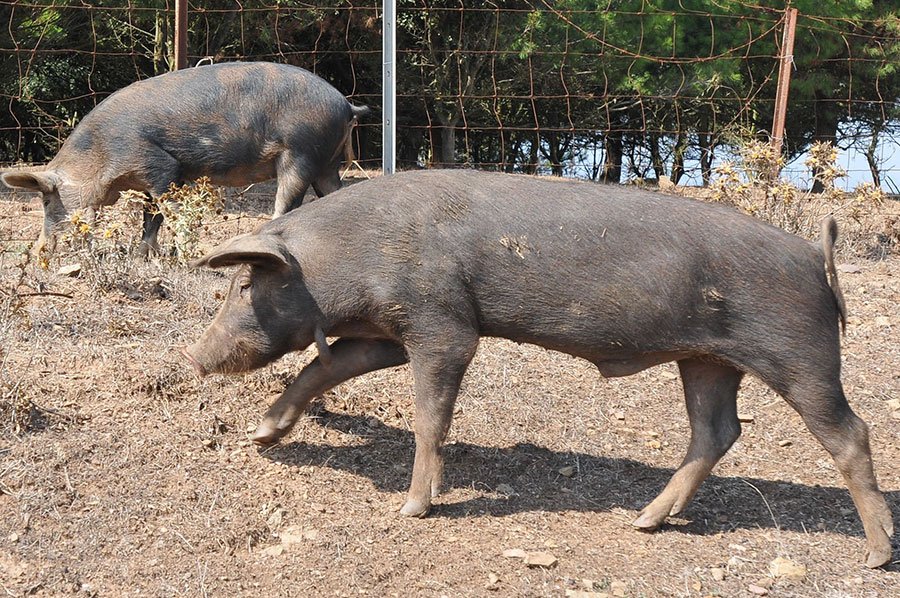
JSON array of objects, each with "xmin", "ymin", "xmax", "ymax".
[{"xmin": 261, "ymin": 408, "xmax": 899, "ymax": 549}]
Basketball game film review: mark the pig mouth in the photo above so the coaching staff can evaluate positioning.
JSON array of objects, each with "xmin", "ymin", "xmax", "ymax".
[{"xmin": 181, "ymin": 348, "xmax": 208, "ymax": 378}]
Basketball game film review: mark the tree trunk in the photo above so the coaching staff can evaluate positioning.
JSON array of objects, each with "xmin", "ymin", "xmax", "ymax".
[
  {"xmin": 523, "ymin": 134, "xmax": 539, "ymax": 174},
  {"xmin": 601, "ymin": 131, "xmax": 623, "ymax": 183},
  {"xmin": 864, "ymin": 123, "xmax": 882, "ymax": 189},
  {"xmin": 671, "ymin": 132, "xmax": 688, "ymax": 185},
  {"xmin": 432, "ymin": 107, "xmax": 459, "ymax": 167},
  {"xmin": 648, "ymin": 133, "xmax": 664, "ymax": 179},
  {"xmin": 439, "ymin": 125, "xmax": 456, "ymax": 166},
  {"xmin": 698, "ymin": 132, "xmax": 714, "ymax": 186}
]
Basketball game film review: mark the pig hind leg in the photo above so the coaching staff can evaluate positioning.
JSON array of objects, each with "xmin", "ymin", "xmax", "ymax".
[
  {"xmin": 633, "ymin": 357, "xmax": 743, "ymax": 530},
  {"xmin": 783, "ymin": 378, "xmax": 893, "ymax": 568},
  {"xmin": 311, "ymin": 161, "xmax": 342, "ymax": 197},
  {"xmin": 401, "ymin": 328, "xmax": 480, "ymax": 518},
  {"xmin": 273, "ymin": 152, "xmax": 314, "ymax": 216}
]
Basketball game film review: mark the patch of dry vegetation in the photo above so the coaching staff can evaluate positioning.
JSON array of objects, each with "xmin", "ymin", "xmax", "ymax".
[{"xmin": 705, "ymin": 140, "xmax": 899, "ymax": 258}]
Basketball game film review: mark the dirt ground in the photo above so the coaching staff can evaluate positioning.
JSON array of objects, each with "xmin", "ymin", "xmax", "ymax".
[{"xmin": 0, "ymin": 179, "xmax": 898, "ymax": 597}]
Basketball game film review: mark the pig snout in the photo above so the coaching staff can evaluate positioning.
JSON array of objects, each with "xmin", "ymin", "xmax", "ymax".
[{"xmin": 181, "ymin": 347, "xmax": 208, "ymax": 378}]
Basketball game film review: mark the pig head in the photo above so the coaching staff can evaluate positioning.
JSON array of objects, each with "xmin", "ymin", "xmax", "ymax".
[{"xmin": 184, "ymin": 233, "xmax": 327, "ymax": 376}]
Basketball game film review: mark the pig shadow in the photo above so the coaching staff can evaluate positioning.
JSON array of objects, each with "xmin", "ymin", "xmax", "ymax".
[{"xmin": 262, "ymin": 408, "xmax": 899, "ymax": 549}]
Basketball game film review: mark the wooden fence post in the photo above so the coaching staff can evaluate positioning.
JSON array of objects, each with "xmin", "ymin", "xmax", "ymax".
[
  {"xmin": 174, "ymin": 0, "xmax": 188, "ymax": 70},
  {"xmin": 771, "ymin": 7, "xmax": 798, "ymax": 160}
]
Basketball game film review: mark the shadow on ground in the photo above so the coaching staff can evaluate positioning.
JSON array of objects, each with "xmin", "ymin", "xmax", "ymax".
[{"xmin": 261, "ymin": 408, "xmax": 899, "ymax": 551}]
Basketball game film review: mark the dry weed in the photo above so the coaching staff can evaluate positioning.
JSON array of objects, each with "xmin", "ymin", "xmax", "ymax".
[
  {"xmin": 709, "ymin": 140, "xmax": 895, "ymax": 256},
  {"xmin": 137, "ymin": 176, "xmax": 225, "ymax": 264}
]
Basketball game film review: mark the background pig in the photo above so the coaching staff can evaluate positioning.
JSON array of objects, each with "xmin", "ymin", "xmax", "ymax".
[
  {"xmin": 184, "ymin": 170, "xmax": 893, "ymax": 568},
  {"xmin": 0, "ymin": 61, "xmax": 367, "ymax": 254}
]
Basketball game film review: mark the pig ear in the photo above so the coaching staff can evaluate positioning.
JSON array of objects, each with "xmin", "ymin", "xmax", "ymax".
[
  {"xmin": 1, "ymin": 170, "xmax": 59, "ymax": 194},
  {"xmin": 192, "ymin": 234, "xmax": 291, "ymax": 270}
]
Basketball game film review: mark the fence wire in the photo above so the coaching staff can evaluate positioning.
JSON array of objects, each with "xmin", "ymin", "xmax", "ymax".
[{"xmin": 1, "ymin": 1, "xmax": 898, "ymax": 188}]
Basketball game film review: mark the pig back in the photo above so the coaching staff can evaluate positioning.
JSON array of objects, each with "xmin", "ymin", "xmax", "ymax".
[
  {"xmin": 54, "ymin": 62, "xmax": 353, "ymax": 176},
  {"xmin": 279, "ymin": 170, "xmax": 841, "ymax": 367}
]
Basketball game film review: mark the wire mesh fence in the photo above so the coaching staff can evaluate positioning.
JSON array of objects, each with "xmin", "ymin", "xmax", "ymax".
[{"xmin": 1, "ymin": 1, "xmax": 898, "ymax": 189}]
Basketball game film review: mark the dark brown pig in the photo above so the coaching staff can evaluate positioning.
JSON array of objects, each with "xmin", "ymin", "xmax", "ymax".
[
  {"xmin": 1, "ymin": 61, "xmax": 367, "ymax": 254},
  {"xmin": 183, "ymin": 170, "xmax": 893, "ymax": 568}
]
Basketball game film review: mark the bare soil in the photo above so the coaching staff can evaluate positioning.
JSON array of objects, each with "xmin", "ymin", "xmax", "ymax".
[{"xmin": 1, "ymin": 180, "xmax": 898, "ymax": 597}]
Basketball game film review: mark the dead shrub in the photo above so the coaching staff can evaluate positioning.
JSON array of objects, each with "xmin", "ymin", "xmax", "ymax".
[
  {"xmin": 40, "ymin": 178, "xmax": 224, "ymax": 298},
  {"xmin": 708, "ymin": 139, "xmax": 895, "ymax": 257},
  {"xmin": 124, "ymin": 176, "xmax": 225, "ymax": 265}
]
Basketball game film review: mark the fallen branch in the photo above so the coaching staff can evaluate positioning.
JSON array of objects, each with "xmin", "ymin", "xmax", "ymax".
[{"xmin": 16, "ymin": 291, "xmax": 74, "ymax": 299}]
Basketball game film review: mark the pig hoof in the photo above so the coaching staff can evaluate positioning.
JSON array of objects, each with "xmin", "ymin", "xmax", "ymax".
[
  {"xmin": 631, "ymin": 511, "xmax": 664, "ymax": 532},
  {"xmin": 864, "ymin": 528, "xmax": 893, "ymax": 568},
  {"xmin": 865, "ymin": 544, "xmax": 892, "ymax": 569},
  {"xmin": 250, "ymin": 423, "xmax": 284, "ymax": 446},
  {"xmin": 399, "ymin": 498, "xmax": 431, "ymax": 518}
]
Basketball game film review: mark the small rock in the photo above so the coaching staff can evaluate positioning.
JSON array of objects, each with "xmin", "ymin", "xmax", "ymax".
[
  {"xmin": 8, "ymin": 532, "xmax": 19, "ymax": 543},
  {"xmin": 778, "ymin": 439, "xmax": 792, "ymax": 447},
  {"xmin": 279, "ymin": 526, "xmax": 307, "ymax": 546},
  {"xmin": 874, "ymin": 316, "xmax": 891, "ymax": 327},
  {"xmin": 610, "ymin": 581, "xmax": 627, "ymax": 597},
  {"xmin": 496, "ymin": 483, "xmax": 515, "ymax": 496},
  {"xmin": 887, "ymin": 399, "xmax": 900, "ymax": 411},
  {"xmin": 266, "ymin": 508, "xmax": 285, "ymax": 528},
  {"xmin": 710, "ymin": 567, "xmax": 725, "ymax": 581},
  {"xmin": 615, "ymin": 411, "xmax": 626, "ymax": 421},
  {"xmin": 747, "ymin": 584, "xmax": 768, "ymax": 596},
  {"xmin": 769, "ymin": 557, "xmax": 806, "ymax": 581},
  {"xmin": 837, "ymin": 264, "xmax": 861, "ymax": 273},
  {"xmin": 738, "ymin": 414, "xmax": 754, "ymax": 423},
  {"xmin": 58, "ymin": 263, "xmax": 82, "ymax": 277},
  {"xmin": 558, "ymin": 466, "xmax": 576, "ymax": 477},
  {"xmin": 485, "ymin": 572, "xmax": 500, "ymax": 591},
  {"xmin": 660, "ymin": 371, "xmax": 678, "ymax": 380},
  {"xmin": 566, "ymin": 591, "xmax": 609, "ymax": 598},
  {"xmin": 524, "ymin": 551, "xmax": 557, "ymax": 568},
  {"xmin": 502, "ymin": 548, "xmax": 528, "ymax": 559},
  {"xmin": 261, "ymin": 544, "xmax": 284, "ymax": 557}
]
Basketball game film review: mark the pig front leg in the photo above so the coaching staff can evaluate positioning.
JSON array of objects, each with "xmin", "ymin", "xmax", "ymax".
[
  {"xmin": 138, "ymin": 156, "xmax": 180, "ymax": 256},
  {"xmin": 401, "ymin": 329, "xmax": 479, "ymax": 517},
  {"xmin": 252, "ymin": 339, "xmax": 408, "ymax": 445},
  {"xmin": 139, "ymin": 200, "xmax": 164, "ymax": 256}
]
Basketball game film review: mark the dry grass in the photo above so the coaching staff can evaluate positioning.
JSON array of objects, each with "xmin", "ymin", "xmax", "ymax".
[{"xmin": 0, "ymin": 172, "xmax": 898, "ymax": 597}]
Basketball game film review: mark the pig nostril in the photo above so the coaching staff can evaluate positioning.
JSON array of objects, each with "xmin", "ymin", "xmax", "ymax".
[{"xmin": 181, "ymin": 347, "xmax": 207, "ymax": 378}]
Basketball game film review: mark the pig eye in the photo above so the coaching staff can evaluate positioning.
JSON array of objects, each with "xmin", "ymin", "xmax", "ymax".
[{"xmin": 238, "ymin": 278, "xmax": 252, "ymax": 298}]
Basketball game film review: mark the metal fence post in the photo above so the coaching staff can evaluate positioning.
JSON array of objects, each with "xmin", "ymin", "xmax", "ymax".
[
  {"xmin": 770, "ymin": 7, "xmax": 798, "ymax": 160},
  {"xmin": 383, "ymin": 0, "xmax": 396, "ymax": 175},
  {"xmin": 174, "ymin": 0, "xmax": 188, "ymax": 70}
]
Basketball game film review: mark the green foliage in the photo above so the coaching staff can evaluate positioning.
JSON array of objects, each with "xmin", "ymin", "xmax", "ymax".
[{"xmin": 1, "ymin": 1, "xmax": 898, "ymax": 185}]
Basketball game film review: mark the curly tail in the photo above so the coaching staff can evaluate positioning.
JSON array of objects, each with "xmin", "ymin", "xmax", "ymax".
[{"xmin": 821, "ymin": 216, "xmax": 847, "ymax": 334}]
